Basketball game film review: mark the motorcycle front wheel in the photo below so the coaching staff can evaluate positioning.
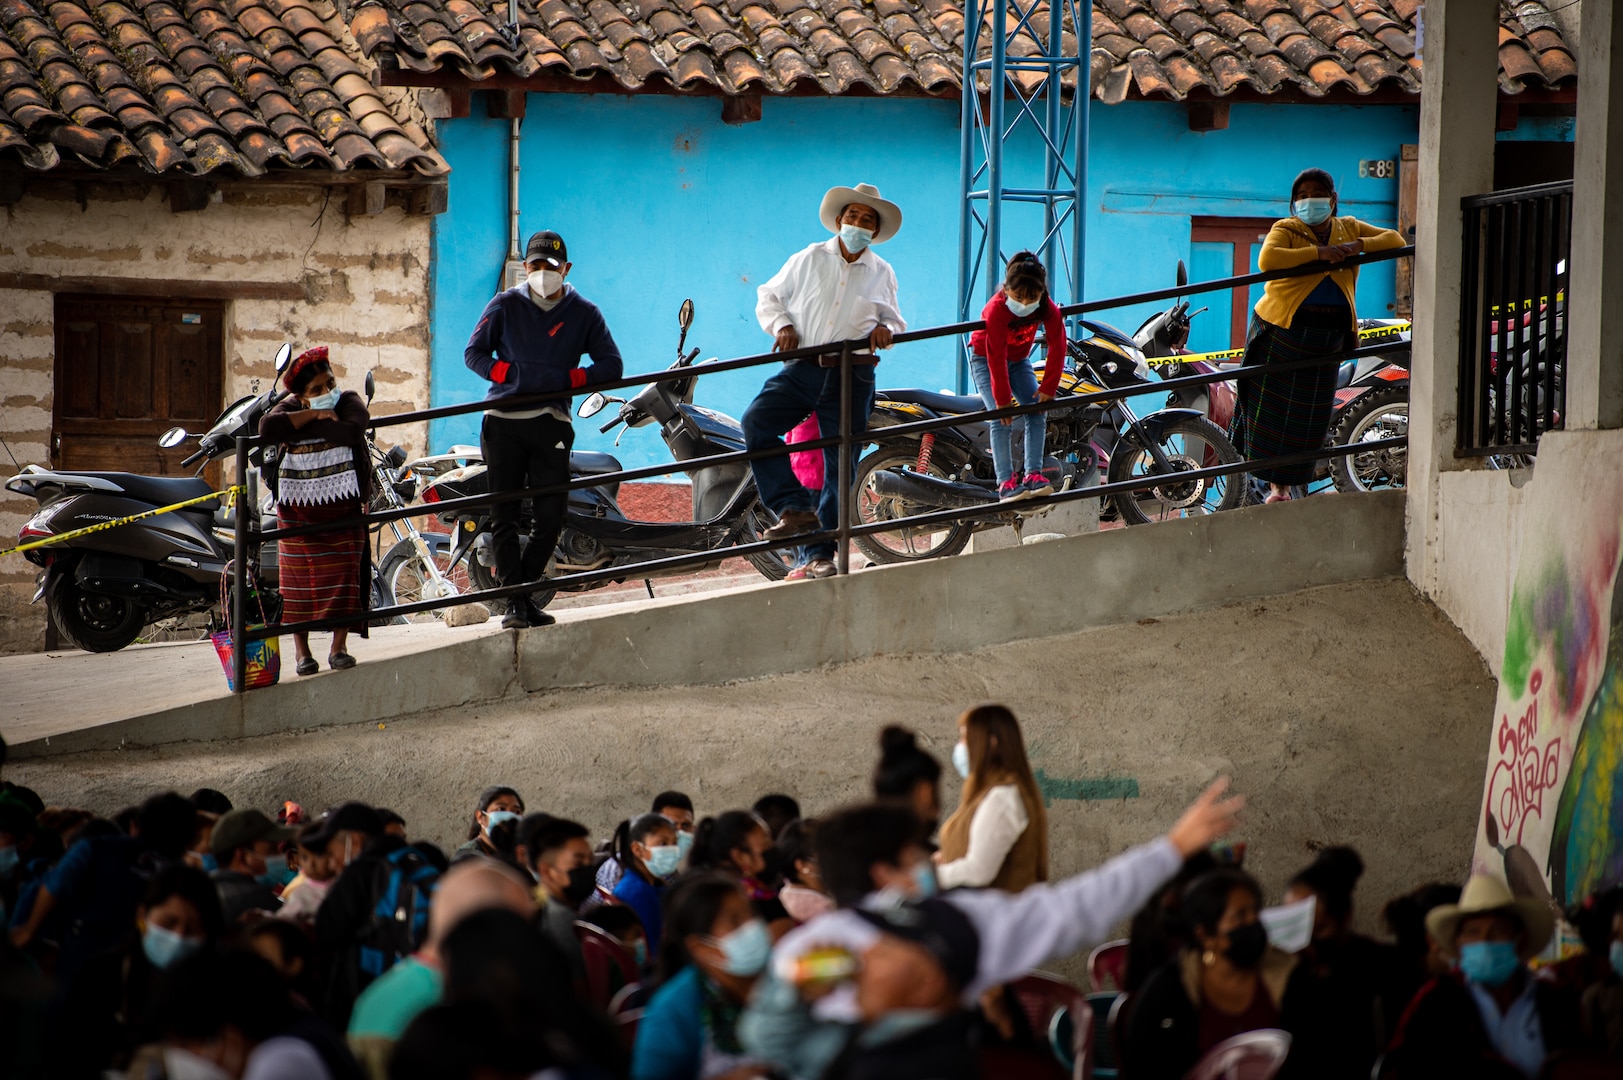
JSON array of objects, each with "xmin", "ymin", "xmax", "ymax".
[
  {"xmin": 48, "ymin": 573, "xmax": 146, "ymax": 652},
  {"xmin": 379, "ymin": 534, "xmax": 468, "ymax": 623},
  {"xmin": 1108, "ymin": 416, "xmax": 1243, "ymax": 525},
  {"xmin": 1329, "ymin": 387, "xmax": 1408, "ymax": 493},
  {"xmin": 852, "ymin": 446, "xmax": 974, "ymax": 563}
]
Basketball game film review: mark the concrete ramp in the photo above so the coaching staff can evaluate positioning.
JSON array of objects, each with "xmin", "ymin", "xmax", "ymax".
[{"xmin": 4, "ymin": 491, "xmax": 1405, "ymax": 758}]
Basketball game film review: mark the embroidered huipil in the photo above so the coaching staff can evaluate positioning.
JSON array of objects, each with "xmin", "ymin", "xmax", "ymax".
[
  {"xmin": 756, "ymin": 238, "xmax": 906, "ymax": 349},
  {"xmin": 278, "ymin": 440, "xmax": 362, "ymax": 506}
]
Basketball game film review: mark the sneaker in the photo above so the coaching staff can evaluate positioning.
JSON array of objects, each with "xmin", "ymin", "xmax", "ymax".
[
  {"xmin": 501, "ymin": 600, "xmax": 529, "ymax": 630},
  {"xmin": 1023, "ymin": 472, "xmax": 1054, "ymax": 498},
  {"xmin": 998, "ymin": 477, "xmax": 1027, "ymax": 502}
]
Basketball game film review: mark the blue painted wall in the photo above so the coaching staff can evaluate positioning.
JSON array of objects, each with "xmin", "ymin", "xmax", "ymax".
[{"xmin": 430, "ymin": 95, "xmax": 1419, "ymax": 469}]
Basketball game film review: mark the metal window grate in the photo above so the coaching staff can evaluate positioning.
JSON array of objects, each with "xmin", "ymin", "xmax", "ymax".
[{"xmin": 1457, "ymin": 180, "xmax": 1571, "ymax": 457}]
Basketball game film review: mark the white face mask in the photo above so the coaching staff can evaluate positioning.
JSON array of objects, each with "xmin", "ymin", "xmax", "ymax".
[
  {"xmin": 528, "ymin": 269, "xmax": 564, "ymax": 297},
  {"xmin": 1005, "ymin": 296, "xmax": 1040, "ymax": 318}
]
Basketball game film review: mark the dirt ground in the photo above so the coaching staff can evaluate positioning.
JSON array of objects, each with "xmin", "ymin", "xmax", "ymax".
[{"xmin": 10, "ymin": 577, "xmax": 1496, "ymax": 974}]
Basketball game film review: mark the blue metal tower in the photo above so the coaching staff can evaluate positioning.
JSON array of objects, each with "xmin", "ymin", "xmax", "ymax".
[{"xmin": 957, "ymin": 0, "xmax": 1091, "ymax": 390}]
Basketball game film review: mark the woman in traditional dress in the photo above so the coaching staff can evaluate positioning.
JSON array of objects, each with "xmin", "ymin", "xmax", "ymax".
[
  {"xmin": 259, "ymin": 347, "xmax": 371, "ymax": 675},
  {"xmin": 1232, "ymin": 169, "xmax": 1405, "ymax": 503}
]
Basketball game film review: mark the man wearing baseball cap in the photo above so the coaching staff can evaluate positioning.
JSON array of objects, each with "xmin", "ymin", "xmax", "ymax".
[
  {"xmin": 209, "ymin": 808, "xmax": 295, "ymax": 924},
  {"xmin": 744, "ymin": 183, "xmax": 907, "ymax": 580},
  {"xmin": 464, "ymin": 230, "xmax": 624, "ymax": 629}
]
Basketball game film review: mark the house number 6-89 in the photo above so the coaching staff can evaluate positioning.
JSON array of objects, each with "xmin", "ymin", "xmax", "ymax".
[{"xmin": 1359, "ymin": 159, "xmax": 1397, "ymax": 179}]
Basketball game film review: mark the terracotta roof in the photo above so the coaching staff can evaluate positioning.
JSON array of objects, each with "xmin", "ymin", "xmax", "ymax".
[
  {"xmin": 0, "ymin": 0, "xmax": 449, "ymax": 175},
  {"xmin": 351, "ymin": 0, "xmax": 1574, "ymax": 100}
]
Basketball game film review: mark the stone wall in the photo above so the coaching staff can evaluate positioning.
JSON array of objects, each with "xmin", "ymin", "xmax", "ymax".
[{"xmin": 0, "ymin": 180, "xmax": 433, "ymax": 653}]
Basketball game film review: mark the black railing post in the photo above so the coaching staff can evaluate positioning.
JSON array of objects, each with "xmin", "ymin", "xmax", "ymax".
[
  {"xmin": 836, "ymin": 340, "xmax": 853, "ymax": 576},
  {"xmin": 232, "ymin": 437, "xmax": 249, "ymax": 695}
]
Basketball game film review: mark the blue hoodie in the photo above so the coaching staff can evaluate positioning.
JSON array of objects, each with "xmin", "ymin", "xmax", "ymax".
[{"xmin": 463, "ymin": 285, "xmax": 624, "ymax": 410}]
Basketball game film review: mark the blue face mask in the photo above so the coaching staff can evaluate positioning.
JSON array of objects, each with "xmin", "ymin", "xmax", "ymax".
[
  {"xmin": 197, "ymin": 852, "xmax": 218, "ymax": 874},
  {"xmin": 644, "ymin": 844, "xmax": 682, "ymax": 878},
  {"xmin": 952, "ymin": 741, "xmax": 971, "ymax": 780},
  {"xmin": 713, "ymin": 918, "xmax": 772, "ymax": 977},
  {"xmin": 839, "ymin": 224, "xmax": 874, "ymax": 253},
  {"xmin": 911, "ymin": 862, "xmax": 939, "ymax": 899},
  {"xmin": 632, "ymin": 938, "xmax": 649, "ymax": 969},
  {"xmin": 0, "ymin": 845, "xmax": 17, "ymax": 878},
  {"xmin": 672, "ymin": 827, "xmax": 695, "ymax": 862},
  {"xmin": 1005, "ymin": 295, "xmax": 1041, "ymax": 319},
  {"xmin": 143, "ymin": 924, "xmax": 205, "ymax": 970},
  {"xmin": 258, "ymin": 854, "xmax": 295, "ymax": 889},
  {"xmin": 1459, "ymin": 940, "xmax": 1521, "ymax": 987},
  {"xmin": 305, "ymin": 388, "xmax": 341, "ymax": 412},
  {"xmin": 1294, "ymin": 197, "xmax": 1334, "ymax": 226},
  {"xmin": 1609, "ymin": 941, "xmax": 1623, "ymax": 980},
  {"xmin": 484, "ymin": 810, "xmax": 521, "ymax": 837}
]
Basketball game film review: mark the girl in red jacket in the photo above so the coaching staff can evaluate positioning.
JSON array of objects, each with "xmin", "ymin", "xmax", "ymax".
[{"xmin": 968, "ymin": 252, "xmax": 1066, "ymax": 500}]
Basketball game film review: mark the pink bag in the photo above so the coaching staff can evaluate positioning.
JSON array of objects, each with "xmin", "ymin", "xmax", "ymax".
[{"xmin": 787, "ymin": 416, "xmax": 824, "ymax": 490}]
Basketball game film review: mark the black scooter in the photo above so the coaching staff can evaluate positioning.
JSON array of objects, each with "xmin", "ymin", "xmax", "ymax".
[
  {"xmin": 416, "ymin": 300, "xmax": 793, "ymax": 610},
  {"xmin": 7, "ymin": 345, "xmax": 296, "ymax": 652}
]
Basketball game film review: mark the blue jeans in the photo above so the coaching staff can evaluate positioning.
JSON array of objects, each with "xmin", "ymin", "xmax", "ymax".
[
  {"xmin": 969, "ymin": 357, "xmax": 1046, "ymax": 486},
  {"xmin": 742, "ymin": 361, "xmax": 877, "ymax": 561}
]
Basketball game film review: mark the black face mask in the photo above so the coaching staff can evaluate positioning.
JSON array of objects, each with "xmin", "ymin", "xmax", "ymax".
[
  {"xmin": 563, "ymin": 864, "xmax": 597, "ymax": 907},
  {"xmin": 1224, "ymin": 922, "xmax": 1269, "ymax": 969}
]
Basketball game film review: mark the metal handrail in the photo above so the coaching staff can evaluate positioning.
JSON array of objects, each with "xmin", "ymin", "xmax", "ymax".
[{"xmin": 227, "ymin": 245, "xmax": 1415, "ymax": 686}]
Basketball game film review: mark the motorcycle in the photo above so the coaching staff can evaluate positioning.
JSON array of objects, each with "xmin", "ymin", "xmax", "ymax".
[
  {"xmin": 412, "ymin": 300, "xmax": 793, "ymax": 609},
  {"xmin": 854, "ymin": 319, "xmax": 1243, "ymax": 561},
  {"xmin": 7, "ymin": 346, "xmax": 294, "ymax": 652},
  {"xmin": 1134, "ymin": 261, "xmax": 1415, "ymax": 496}
]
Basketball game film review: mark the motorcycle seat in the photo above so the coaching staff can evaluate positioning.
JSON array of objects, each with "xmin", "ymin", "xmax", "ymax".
[
  {"xmin": 569, "ymin": 451, "xmax": 624, "ymax": 477},
  {"xmin": 77, "ymin": 472, "xmax": 220, "ymax": 511},
  {"xmin": 877, "ymin": 388, "xmax": 988, "ymax": 416}
]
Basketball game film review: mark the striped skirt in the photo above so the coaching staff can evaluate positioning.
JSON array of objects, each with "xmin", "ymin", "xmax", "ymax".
[
  {"xmin": 1229, "ymin": 309, "xmax": 1350, "ymax": 486},
  {"xmin": 277, "ymin": 498, "xmax": 368, "ymax": 635}
]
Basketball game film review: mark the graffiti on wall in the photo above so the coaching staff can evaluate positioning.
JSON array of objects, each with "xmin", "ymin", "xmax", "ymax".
[{"xmin": 1473, "ymin": 478, "xmax": 1623, "ymax": 912}]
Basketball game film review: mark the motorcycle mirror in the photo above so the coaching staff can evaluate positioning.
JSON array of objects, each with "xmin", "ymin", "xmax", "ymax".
[
  {"xmin": 364, "ymin": 371, "xmax": 376, "ymax": 403},
  {"xmin": 578, "ymin": 392, "xmax": 608, "ymax": 419},
  {"xmin": 158, "ymin": 427, "xmax": 190, "ymax": 449},
  {"xmin": 679, "ymin": 299, "xmax": 694, "ymax": 331},
  {"xmin": 274, "ymin": 343, "xmax": 293, "ymax": 372},
  {"xmin": 1176, "ymin": 260, "xmax": 1188, "ymax": 288}
]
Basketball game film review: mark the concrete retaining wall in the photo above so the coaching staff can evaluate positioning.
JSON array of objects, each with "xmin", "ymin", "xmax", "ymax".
[{"xmin": 9, "ymin": 491, "xmax": 1405, "ymax": 758}]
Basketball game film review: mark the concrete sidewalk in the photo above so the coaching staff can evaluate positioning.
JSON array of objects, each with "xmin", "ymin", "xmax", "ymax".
[{"xmin": 1, "ymin": 491, "xmax": 1408, "ymax": 758}]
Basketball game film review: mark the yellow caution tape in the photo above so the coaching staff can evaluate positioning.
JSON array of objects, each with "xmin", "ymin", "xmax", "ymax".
[
  {"xmin": 0, "ymin": 485, "xmax": 242, "ymax": 558},
  {"xmin": 1155, "ymin": 321, "xmax": 1413, "ymax": 368}
]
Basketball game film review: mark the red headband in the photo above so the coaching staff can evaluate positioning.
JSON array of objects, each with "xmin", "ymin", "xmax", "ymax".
[{"xmin": 283, "ymin": 346, "xmax": 330, "ymax": 393}]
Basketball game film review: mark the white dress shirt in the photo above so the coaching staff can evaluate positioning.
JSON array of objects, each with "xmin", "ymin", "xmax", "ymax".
[
  {"xmin": 756, "ymin": 238, "xmax": 906, "ymax": 349},
  {"xmin": 936, "ymin": 785, "xmax": 1031, "ymax": 890}
]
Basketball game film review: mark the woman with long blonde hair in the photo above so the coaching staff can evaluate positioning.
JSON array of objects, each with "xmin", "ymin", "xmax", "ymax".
[{"xmin": 936, "ymin": 703, "xmax": 1049, "ymax": 892}]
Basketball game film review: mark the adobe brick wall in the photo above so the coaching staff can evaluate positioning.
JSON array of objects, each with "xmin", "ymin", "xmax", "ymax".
[{"xmin": 0, "ymin": 182, "xmax": 433, "ymax": 653}]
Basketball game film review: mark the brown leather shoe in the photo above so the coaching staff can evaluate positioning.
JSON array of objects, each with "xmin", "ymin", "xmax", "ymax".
[
  {"xmin": 761, "ymin": 509, "xmax": 821, "ymax": 542},
  {"xmin": 804, "ymin": 558, "xmax": 838, "ymax": 578}
]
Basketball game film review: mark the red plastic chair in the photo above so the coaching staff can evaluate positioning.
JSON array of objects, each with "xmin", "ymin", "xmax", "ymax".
[
  {"xmin": 1087, "ymin": 938, "xmax": 1129, "ymax": 993},
  {"xmin": 1006, "ymin": 972, "xmax": 1092, "ymax": 1080},
  {"xmin": 1182, "ymin": 1029, "xmax": 1292, "ymax": 1080},
  {"xmin": 574, "ymin": 920, "xmax": 638, "ymax": 1012}
]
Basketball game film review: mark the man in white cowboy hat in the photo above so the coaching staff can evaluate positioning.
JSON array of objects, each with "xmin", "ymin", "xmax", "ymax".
[
  {"xmin": 1385, "ymin": 874, "xmax": 1583, "ymax": 1078},
  {"xmin": 743, "ymin": 182, "xmax": 907, "ymax": 580}
]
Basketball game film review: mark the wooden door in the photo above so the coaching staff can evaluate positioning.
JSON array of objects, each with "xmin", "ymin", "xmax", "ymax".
[
  {"xmin": 52, "ymin": 296, "xmax": 225, "ymax": 480},
  {"xmin": 1189, "ymin": 217, "xmax": 1277, "ymax": 352}
]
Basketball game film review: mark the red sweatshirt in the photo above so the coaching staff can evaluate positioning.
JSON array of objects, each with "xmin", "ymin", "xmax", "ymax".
[{"xmin": 969, "ymin": 290, "xmax": 1067, "ymax": 406}]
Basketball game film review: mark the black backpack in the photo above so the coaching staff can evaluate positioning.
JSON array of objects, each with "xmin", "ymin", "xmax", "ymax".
[{"xmin": 355, "ymin": 845, "xmax": 441, "ymax": 978}]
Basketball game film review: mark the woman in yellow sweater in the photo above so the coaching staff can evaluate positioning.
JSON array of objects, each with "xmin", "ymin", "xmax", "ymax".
[{"xmin": 1233, "ymin": 169, "xmax": 1405, "ymax": 503}]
